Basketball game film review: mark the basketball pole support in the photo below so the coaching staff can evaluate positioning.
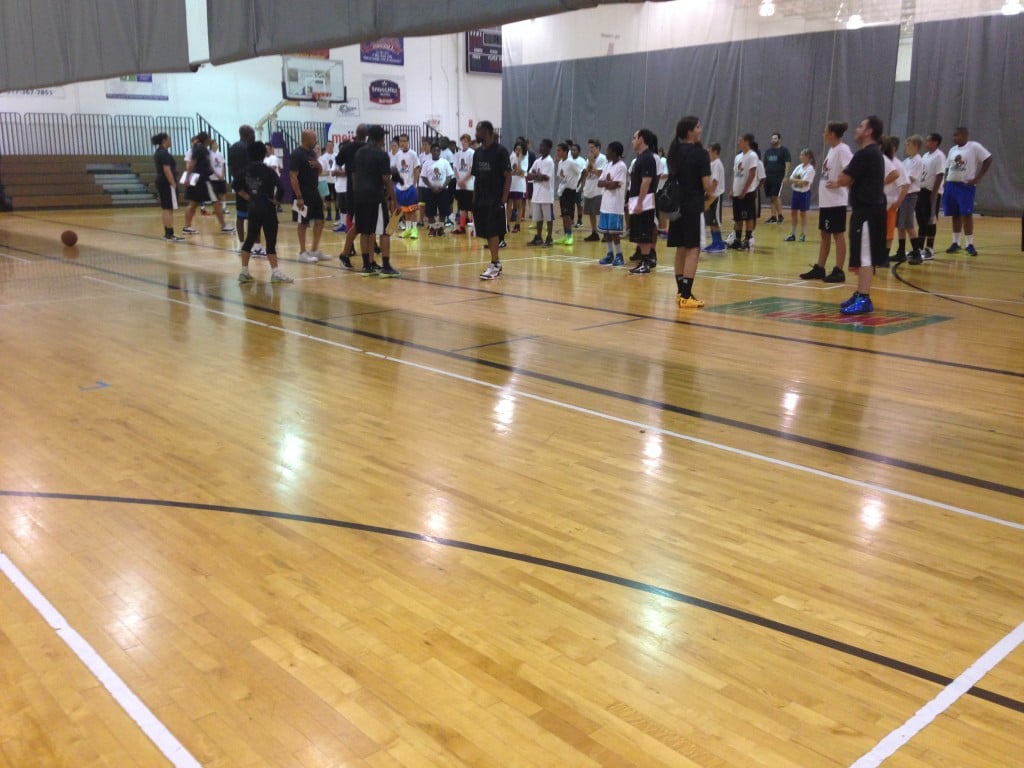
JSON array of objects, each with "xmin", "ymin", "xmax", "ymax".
[{"xmin": 255, "ymin": 100, "xmax": 301, "ymax": 141}]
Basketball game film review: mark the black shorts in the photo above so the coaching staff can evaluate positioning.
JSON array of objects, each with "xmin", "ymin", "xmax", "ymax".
[
  {"xmin": 336, "ymin": 191, "xmax": 348, "ymax": 214},
  {"xmin": 211, "ymin": 179, "xmax": 227, "ymax": 197},
  {"xmin": 628, "ymin": 209, "xmax": 657, "ymax": 244},
  {"xmin": 353, "ymin": 200, "xmax": 392, "ymax": 236},
  {"xmin": 156, "ymin": 181, "xmax": 177, "ymax": 211},
  {"xmin": 667, "ymin": 207, "xmax": 703, "ymax": 249},
  {"xmin": 765, "ymin": 175, "xmax": 784, "ymax": 198},
  {"xmin": 818, "ymin": 205, "xmax": 847, "ymax": 234},
  {"xmin": 186, "ymin": 178, "xmax": 217, "ymax": 204},
  {"xmin": 234, "ymin": 193, "xmax": 249, "ymax": 215},
  {"xmin": 849, "ymin": 205, "xmax": 888, "ymax": 268},
  {"xmin": 559, "ymin": 190, "xmax": 576, "ymax": 217},
  {"xmin": 417, "ymin": 186, "xmax": 429, "ymax": 204},
  {"xmin": 472, "ymin": 204, "xmax": 507, "ymax": 240},
  {"xmin": 731, "ymin": 193, "xmax": 757, "ymax": 221},
  {"xmin": 454, "ymin": 189, "xmax": 474, "ymax": 212},
  {"xmin": 705, "ymin": 196, "xmax": 721, "ymax": 227},
  {"xmin": 295, "ymin": 193, "xmax": 324, "ymax": 222},
  {"xmin": 915, "ymin": 189, "xmax": 938, "ymax": 231}
]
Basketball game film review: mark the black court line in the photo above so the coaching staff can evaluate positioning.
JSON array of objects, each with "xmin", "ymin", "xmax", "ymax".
[
  {"xmin": 4, "ymin": 246, "xmax": 1022, "ymax": 500},
  {"xmin": 2, "ymin": 489, "xmax": 1021, "ymax": 715},
  {"xmin": 573, "ymin": 317, "xmax": 646, "ymax": 331},
  {"xmin": 4, "ymin": 217, "xmax": 1022, "ymax": 380},
  {"xmin": 451, "ymin": 335, "xmax": 539, "ymax": 353},
  {"xmin": 891, "ymin": 264, "xmax": 1024, "ymax": 319}
]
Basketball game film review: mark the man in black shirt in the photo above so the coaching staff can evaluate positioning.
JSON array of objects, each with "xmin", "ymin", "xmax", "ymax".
[
  {"xmin": 228, "ymin": 124, "xmax": 258, "ymax": 250},
  {"xmin": 289, "ymin": 129, "xmax": 326, "ymax": 263},
  {"xmin": 336, "ymin": 124, "xmax": 368, "ymax": 265},
  {"xmin": 352, "ymin": 125, "xmax": 400, "ymax": 276},
  {"xmin": 666, "ymin": 116, "xmax": 713, "ymax": 308},
  {"xmin": 472, "ymin": 120, "xmax": 512, "ymax": 280},
  {"xmin": 763, "ymin": 133, "xmax": 791, "ymax": 223},
  {"xmin": 830, "ymin": 115, "xmax": 886, "ymax": 315},
  {"xmin": 628, "ymin": 128, "xmax": 659, "ymax": 274}
]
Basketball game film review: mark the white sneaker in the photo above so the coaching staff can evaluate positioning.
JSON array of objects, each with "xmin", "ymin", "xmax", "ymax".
[
  {"xmin": 298, "ymin": 251, "xmax": 318, "ymax": 263},
  {"xmin": 220, "ymin": 226, "xmax": 235, "ymax": 233},
  {"xmin": 182, "ymin": 226, "xmax": 198, "ymax": 234},
  {"xmin": 480, "ymin": 262, "xmax": 502, "ymax": 280},
  {"xmin": 271, "ymin": 271, "xmax": 294, "ymax": 283},
  {"xmin": 314, "ymin": 250, "xmax": 332, "ymax": 261},
  {"xmin": 922, "ymin": 247, "xmax": 934, "ymax": 261},
  {"xmin": 251, "ymin": 244, "xmax": 267, "ymax": 258}
]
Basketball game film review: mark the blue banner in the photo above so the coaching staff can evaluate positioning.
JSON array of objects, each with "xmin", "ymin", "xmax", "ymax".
[{"xmin": 360, "ymin": 38, "xmax": 404, "ymax": 66}]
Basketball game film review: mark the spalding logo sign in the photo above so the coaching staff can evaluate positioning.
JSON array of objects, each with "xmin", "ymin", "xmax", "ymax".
[{"xmin": 368, "ymin": 79, "xmax": 400, "ymax": 105}]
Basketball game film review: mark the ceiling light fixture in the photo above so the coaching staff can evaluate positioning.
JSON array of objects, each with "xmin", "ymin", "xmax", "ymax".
[
  {"xmin": 759, "ymin": 1, "xmax": 776, "ymax": 17},
  {"xmin": 847, "ymin": 13, "xmax": 865, "ymax": 29}
]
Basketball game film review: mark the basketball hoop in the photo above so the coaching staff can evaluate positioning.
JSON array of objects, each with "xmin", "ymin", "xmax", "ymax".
[{"xmin": 312, "ymin": 91, "xmax": 331, "ymax": 110}]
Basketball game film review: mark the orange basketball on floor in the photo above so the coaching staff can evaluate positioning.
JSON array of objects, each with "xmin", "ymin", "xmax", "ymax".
[{"xmin": 61, "ymin": 230, "xmax": 78, "ymax": 247}]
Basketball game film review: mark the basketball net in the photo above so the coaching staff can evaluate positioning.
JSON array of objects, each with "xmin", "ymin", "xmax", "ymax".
[{"xmin": 313, "ymin": 92, "xmax": 331, "ymax": 110}]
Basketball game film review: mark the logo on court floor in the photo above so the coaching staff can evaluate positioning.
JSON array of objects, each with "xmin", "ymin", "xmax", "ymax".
[{"xmin": 707, "ymin": 297, "xmax": 952, "ymax": 335}]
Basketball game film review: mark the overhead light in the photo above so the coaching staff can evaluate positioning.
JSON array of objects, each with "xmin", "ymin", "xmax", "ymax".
[
  {"xmin": 759, "ymin": 1, "xmax": 776, "ymax": 17},
  {"xmin": 847, "ymin": 13, "xmax": 864, "ymax": 29},
  {"xmin": 1002, "ymin": 1, "xmax": 1023, "ymax": 14}
]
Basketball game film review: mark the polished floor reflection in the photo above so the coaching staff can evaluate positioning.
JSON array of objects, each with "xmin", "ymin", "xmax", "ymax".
[{"xmin": 1, "ymin": 208, "xmax": 1023, "ymax": 767}]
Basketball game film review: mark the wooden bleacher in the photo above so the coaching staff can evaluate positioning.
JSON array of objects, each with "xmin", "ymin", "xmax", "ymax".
[{"xmin": 0, "ymin": 155, "xmax": 158, "ymax": 210}]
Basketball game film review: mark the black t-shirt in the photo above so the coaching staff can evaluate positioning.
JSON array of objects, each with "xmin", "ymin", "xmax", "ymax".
[
  {"xmin": 844, "ymin": 144, "xmax": 886, "ymax": 208},
  {"xmin": 153, "ymin": 147, "xmax": 175, "ymax": 184},
  {"xmin": 289, "ymin": 145, "xmax": 320, "ymax": 195},
  {"xmin": 228, "ymin": 140, "xmax": 249, "ymax": 189},
  {"xmin": 190, "ymin": 144, "xmax": 213, "ymax": 178},
  {"xmin": 351, "ymin": 144, "xmax": 391, "ymax": 204},
  {"xmin": 764, "ymin": 146, "xmax": 791, "ymax": 177},
  {"xmin": 629, "ymin": 149, "xmax": 658, "ymax": 199},
  {"xmin": 671, "ymin": 142, "xmax": 712, "ymax": 209},
  {"xmin": 336, "ymin": 139, "xmax": 366, "ymax": 190},
  {"xmin": 243, "ymin": 162, "xmax": 281, "ymax": 206},
  {"xmin": 471, "ymin": 141, "xmax": 512, "ymax": 207}
]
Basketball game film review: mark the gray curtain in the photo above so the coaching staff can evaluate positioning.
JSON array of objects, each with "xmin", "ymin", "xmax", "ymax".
[
  {"xmin": 0, "ymin": 0, "xmax": 190, "ymax": 91},
  {"xmin": 206, "ymin": 0, "xmax": 623, "ymax": 63},
  {"xmin": 502, "ymin": 26, "xmax": 900, "ymax": 194},
  {"xmin": 908, "ymin": 15, "xmax": 1024, "ymax": 215}
]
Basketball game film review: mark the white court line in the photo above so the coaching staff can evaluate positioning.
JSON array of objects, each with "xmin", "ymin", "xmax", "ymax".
[
  {"xmin": 849, "ymin": 619, "xmax": 1024, "ymax": 767},
  {"xmin": 0, "ymin": 552, "xmax": 202, "ymax": 767},
  {"xmin": 84, "ymin": 274, "xmax": 1024, "ymax": 532},
  {"xmin": 0, "ymin": 251, "xmax": 32, "ymax": 262}
]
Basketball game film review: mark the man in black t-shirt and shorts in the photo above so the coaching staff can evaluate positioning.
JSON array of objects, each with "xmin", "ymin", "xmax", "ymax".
[
  {"xmin": 289, "ymin": 130, "xmax": 327, "ymax": 264},
  {"xmin": 627, "ymin": 128, "xmax": 659, "ymax": 274},
  {"xmin": 335, "ymin": 124, "xmax": 368, "ymax": 266},
  {"xmin": 666, "ymin": 116, "xmax": 713, "ymax": 308},
  {"xmin": 351, "ymin": 125, "xmax": 400, "ymax": 277},
  {"xmin": 472, "ymin": 121, "xmax": 512, "ymax": 280},
  {"xmin": 830, "ymin": 115, "xmax": 887, "ymax": 315}
]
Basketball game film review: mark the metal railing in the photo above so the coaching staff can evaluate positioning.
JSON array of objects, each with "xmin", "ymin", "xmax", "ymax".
[
  {"xmin": 0, "ymin": 111, "xmax": 197, "ymax": 155},
  {"xmin": 196, "ymin": 114, "xmax": 230, "ymax": 156}
]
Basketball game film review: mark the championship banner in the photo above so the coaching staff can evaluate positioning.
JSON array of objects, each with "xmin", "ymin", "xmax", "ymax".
[{"xmin": 360, "ymin": 38, "xmax": 404, "ymax": 66}]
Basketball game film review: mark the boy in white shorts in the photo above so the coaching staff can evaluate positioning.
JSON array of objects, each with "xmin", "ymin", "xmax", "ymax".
[
  {"xmin": 526, "ymin": 139, "xmax": 555, "ymax": 246},
  {"xmin": 596, "ymin": 141, "xmax": 627, "ymax": 266}
]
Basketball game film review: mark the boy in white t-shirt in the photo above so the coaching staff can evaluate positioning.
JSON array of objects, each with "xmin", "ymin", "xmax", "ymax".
[
  {"xmin": 899, "ymin": 135, "xmax": 926, "ymax": 263},
  {"xmin": 526, "ymin": 139, "xmax": 556, "ymax": 246},
  {"xmin": 596, "ymin": 141, "xmax": 627, "ymax": 266},
  {"xmin": 393, "ymin": 133, "xmax": 421, "ymax": 239},
  {"xmin": 917, "ymin": 133, "xmax": 946, "ymax": 259},
  {"xmin": 799, "ymin": 121, "xmax": 853, "ymax": 283},
  {"xmin": 704, "ymin": 142, "xmax": 727, "ymax": 252},
  {"xmin": 943, "ymin": 126, "xmax": 992, "ymax": 256},
  {"xmin": 882, "ymin": 137, "xmax": 909, "ymax": 258},
  {"xmin": 554, "ymin": 142, "xmax": 583, "ymax": 245},
  {"xmin": 452, "ymin": 133, "xmax": 475, "ymax": 234}
]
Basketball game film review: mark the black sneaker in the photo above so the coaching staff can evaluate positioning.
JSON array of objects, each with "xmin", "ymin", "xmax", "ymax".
[
  {"xmin": 890, "ymin": 252, "xmax": 906, "ymax": 264},
  {"xmin": 378, "ymin": 265, "xmax": 400, "ymax": 277},
  {"xmin": 630, "ymin": 248, "xmax": 642, "ymax": 261},
  {"xmin": 339, "ymin": 252, "xmax": 354, "ymax": 270},
  {"xmin": 648, "ymin": 249, "xmax": 657, "ymax": 267},
  {"xmin": 799, "ymin": 264, "xmax": 827, "ymax": 280},
  {"xmin": 766, "ymin": 216, "xmax": 778, "ymax": 224},
  {"xmin": 728, "ymin": 240, "xmax": 745, "ymax": 251},
  {"xmin": 628, "ymin": 261, "xmax": 652, "ymax": 275},
  {"xmin": 544, "ymin": 237, "xmax": 553, "ymax": 247},
  {"xmin": 164, "ymin": 234, "xmax": 185, "ymax": 242},
  {"xmin": 823, "ymin": 267, "xmax": 846, "ymax": 283},
  {"xmin": 584, "ymin": 232, "xmax": 601, "ymax": 242},
  {"xmin": 908, "ymin": 250, "xmax": 923, "ymax": 264},
  {"xmin": 526, "ymin": 236, "xmax": 543, "ymax": 247}
]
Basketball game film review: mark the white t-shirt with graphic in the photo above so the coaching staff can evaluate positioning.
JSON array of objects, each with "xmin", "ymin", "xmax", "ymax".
[
  {"xmin": 599, "ymin": 160, "xmax": 628, "ymax": 215},
  {"xmin": 453, "ymin": 148, "xmax": 475, "ymax": 191},
  {"xmin": 732, "ymin": 150, "xmax": 758, "ymax": 197},
  {"xmin": 529, "ymin": 155, "xmax": 556, "ymax": 204},
  {"xmin": 945, "ymin": 141, "xmax": 991, "ymax": 184},
  {"xmin": 818, "ymin": 142, "xmax": 854, "ymax": 208},
  {"xmin": 789, "ymin": 162, "xmax": 816, "ymax": 191},
  {"xmin": 391, "ymin": 149, "xmax": 419, "ymax": 190},
  {"xmin": 510, "ymin": 153, "xmax": 528, "ymax": 195},
  {"xmin": 556, "ymin": 155, "xmax": 583, "ymax": 197},
  {"xmin": 582, "ymin": 153, "xmax": 607, "ymax": 199},
  {"xmin": 921, "ymin": 150, "xmax": 946, "ymax": 191},
  {"xmin": 420, "ymin": 157, "xmax": 454, "ymax": 191}
]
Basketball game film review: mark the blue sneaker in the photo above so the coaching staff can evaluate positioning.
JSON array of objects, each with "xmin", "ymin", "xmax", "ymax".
[
  {"xmin": 840, "ymin": 295, "xmax": 874, "ymax": 315},
  {"xmin": 613, "ymin": 254, "xmax": 624, "ymax": 266},
  {"xmin": 945, "ymin": 243, "xmax": 961, "ymax": 254},
  {"xmin": 965, "ymin": 244, "xmax": 978, "ymax": 257},
  {"xmin": 705, "ymin": 242, "xmax": 727, "ymax": 253},
  {"xmin": 599, "ymin": 253, "xmax": 614, "ymax": 265},
  {"xmin": 332, "ymin": 221, "xmax": 347, "ymax": 233},
  {"xmin": 840, "ymin": 291, "xmax": 861, "ymax": 309}
]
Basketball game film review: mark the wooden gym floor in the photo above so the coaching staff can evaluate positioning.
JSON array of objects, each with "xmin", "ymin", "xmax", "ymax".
[{"xmin": 1, "ymin": 207, "xmax": 1022, "ymax": 767}]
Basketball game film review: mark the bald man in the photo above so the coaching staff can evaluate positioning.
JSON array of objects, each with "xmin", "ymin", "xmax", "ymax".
[{"xmin": 290, "ymin": 129, "xmax": 328, "ymax": 262}]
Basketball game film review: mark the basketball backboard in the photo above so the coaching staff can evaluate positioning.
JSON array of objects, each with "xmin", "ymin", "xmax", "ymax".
[{"xmin": 281, "ymin": 55, "xmax": 346, "ymax": 103}]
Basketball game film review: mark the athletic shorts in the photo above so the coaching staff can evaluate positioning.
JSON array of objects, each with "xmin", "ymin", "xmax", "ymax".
[
  {"xmin": 598, "ymin": 212, "xmax": 624, "ymax": 235},
  {"xmin": 818, "ymin": 205, "xmax": 847, "ymax": 234},
  {"xmin": 186, "ymin": 178, "xmax": 216, "ymax": 204},
  {"xmin": 849, "ymin": 205, "xmax": 888, "ymax": 269},
  {"xmin": 395, "ymin": 185, "xmax": 418, "ymax": 209},
  {"xmin": 943, "ymin": 182, "xmax": 976, "ymax": 217},
  {"xmin": 335, "ymin": 191, "xmax": 348, "ymax": 214},
  {"xmin": 732, "ymin": 193, "xmax": 757, "ymax": 221},
  {"xmin": 667, "ymin": 207, "xmax": 702, "ymax": 249},
  {"xmin": 791, "ymin": 190, "xmax": 811, "ymax": 212},
  {"xmin": 559, "ymin": 190, "xmax": 576, "ymax": 217},
  {"xmin": 156, "ymin": 182, "xmax": 177, "ymax": 210},
  {"xmin": 705, "ymin": 196, "xmax": 722, "ymax": 227},
  {"xmin": 915, "ymin": 189, "xmax": 937, "ymax": 230},
  {"xmin": 629, "ymin": 209, "xmax": 657, "ymax": 244},
  {"xmin": 353, "ymin": 200, "xmax": 393, "ymax": 236},
  {"xmin": 234, "ymin": 193, "xmax": 249, "ymax": 215},
  {"xmin": 885, "ymin": 206, "xmax": 897, "ymax": 241},
  {"xmin": 472, "ymin": 204, "xmax": 507, "ymax": 240},
  {"xmin": 583, "ymin": 195, "xmax": 601, "ymax": 216},
  {"xmin": 531, "ymin": 202, "xmax": 555, "ymax": 222},
  {"xmin": 454, "ymin": 189, "xmax": 474, "ymax": 212},
  {"xmin": 897, "ymin": 193, "xmax": 918, "ymax": 230},
  {"xmin": 422, "ymin": 187, "xmax": 451, "ymax": 219},
  {"xmin": 765, "ymin": 175, "xmax": 785, "ymax": 198},
  {"xmin": 295, "ymin": 193, "xmax": 324, "ymax": 223},
  {"xmin": 417, "ymin": 186, "xmax": 429, "ymax": 204},
  {"xmin": 509, "ymin": 191, "xmax": 526, "ymax": 200},
  {"xmin": 211, "ymin": 179, "xmax": 227, "ymax": 197}
]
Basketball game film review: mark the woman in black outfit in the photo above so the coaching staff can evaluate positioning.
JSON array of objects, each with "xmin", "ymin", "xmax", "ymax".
[
  {"xmin": 151, "ymin": 133, "xmax": 184, "ymax": 241},
  {"xmin": 237, "ymin": 142, "xmax": 292, "ymax": 284}
]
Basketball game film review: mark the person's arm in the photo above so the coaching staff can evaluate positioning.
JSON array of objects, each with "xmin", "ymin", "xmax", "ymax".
[
  {"xmin": 970, "ymin": 155, "xmax": 993, "ymax": 186},
  {"xmin": 742, "ymin": 167, "xmax": 756, "ymax": 195},
  {"xmin": 633, "ymin": 175, "xmax": 652, "ymax": 214},
  {"xmin": 834, "ymin": 171, "xmax": 853, "ymax": 189},
  {"xmin": 383, "ymin": 172, "xmax": 398, "ymax": 212},
  {"xmin": 501, "ymin": 169, "xmax": 512, "ymax": 205},
  {"xmin": 894, "ymin": 182, "xmax": 909, "ymax": 210},
  {"xmin": 290, "ymin": 170, "xmax": 303, "ymax": 207},
  {"xmin": 162, "ymin": 160, "xmax": 177, "ymax": 186}
]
